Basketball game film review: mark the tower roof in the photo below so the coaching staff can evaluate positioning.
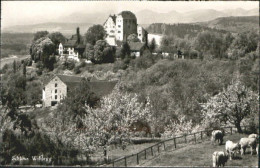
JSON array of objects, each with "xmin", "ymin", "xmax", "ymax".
[{"xmin": 118, "ymin": 11, "xmax": 136, "ymax": 20}]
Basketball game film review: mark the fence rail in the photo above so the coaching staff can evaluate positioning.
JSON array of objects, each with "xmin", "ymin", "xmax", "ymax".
[{"xmin": 112, "ymin": 125, "xmax": 249, "ymax": 167}]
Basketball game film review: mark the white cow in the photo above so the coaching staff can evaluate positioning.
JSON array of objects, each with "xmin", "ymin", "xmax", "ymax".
[
  {"xmin": 256, "ymin": 143, "xmax": 259, "ymax": 155},
  {"xmin": 239, "ymin": 137, "xmax": 257, "ymax": 155},
  {"xmin": 211, "ymin": 130, "xmax": 224, "ymax": 145},
  {"xmin": 212, "ymin": 151, "xmax": 228, "ymax": 167},
  {"xmin": 248, "ymin": 134, "xmax": 258, "ymax": 139},
  {"xmin": 225, "ymin": 140, "xmax": 241, "ymax": 160}
]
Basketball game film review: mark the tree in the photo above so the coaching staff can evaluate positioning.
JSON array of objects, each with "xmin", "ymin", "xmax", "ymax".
[
  {"xmin": 58, "ymin": 79, "xmax": 99, "ymax": 125},
  {"xmin": 149, "ymin": 38, "xmax": 156, "ymax": 53},
  {"xmin": 201, "ymin": 80, "xmax": 258, "ymax": 133},
  {"xmin": 26, "ymin": 81, "xmax": 42, "ymax": 107},
  {"xmin": 119, "ymin": 42, "xmax": 131, "ymax": 60},
  {"xmin": 33, "ymin": 31, "xmax": 49, "ymax": 42},
  {"xmin": 86, "ymin": 40, "xmax": 115, "ymax": 64},
  {"xmin": 30, "ymin": 37, "xmax": 56, "ymax": 70},
  {"xmin": 48, "ymin": 32, "xmax": 66, "ymax": 53},
  {"xmin": 12, "ymin": 60, "xmax": 16, "ymax": 73},
  {"xmin": 23, "ymin": 63, "xmax": 26, "ymax": 77},
  {"xmin": 127, "ymin": 34, "xmax": 140, "ymax": 43},
  {"xmin": 85, "ymin": 25, "xmax": 106, "ymax": 45}
]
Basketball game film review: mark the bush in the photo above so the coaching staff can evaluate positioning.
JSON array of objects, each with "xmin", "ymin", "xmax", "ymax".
[
  {"xmin": 74, "ymin": 66, "xmax": 81, "ymax": 74},
  {"xmin": 113, "ymin": 60, "xmax": 128, "ymax": 72}
]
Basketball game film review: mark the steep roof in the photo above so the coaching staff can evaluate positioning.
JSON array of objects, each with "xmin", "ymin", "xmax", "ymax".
[
  {"xmin": 118, "ymin": 11, "xmax": 137, "ymax": 20},
  {"xmin": 63, "ymin": 31, "xmax": 84, "ymax": 48},
  {"xmin": 88, "ymin": 81, "xmax": 117, "ymax": 97},
  {"xmin": 111, "ymin": 15, "xmax": 117, "ymax": 24},
  {"xmin": 46, "ymin": 75, "xmax": 117, "ymax": 98},
  {"xmin": 57, "ymin": 74, "xmax": 84, "ymax": 84},
  {"xmin": 129, "ymin": 42, "xmax": 146, "ymax": 51}
]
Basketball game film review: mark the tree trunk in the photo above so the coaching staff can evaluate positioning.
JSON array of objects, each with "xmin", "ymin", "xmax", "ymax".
[{"xmin": 235, "ymin": 122, "xmax": 243, "ymax": 133}]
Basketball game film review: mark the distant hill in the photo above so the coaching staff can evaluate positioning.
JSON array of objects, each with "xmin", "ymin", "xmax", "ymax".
[
  {"xmin": 146, "ymin": 23, "xmax": 228, "ymax": 39},
  {"xmin": 3, "ymin": 22, "xmax": 93, "ymax": 35},
  {"xmin": 198, "ymin": 16, "xmax": 259, "ymax": 33},
  {"xmin": 2, "ymin": 8, "xmax": 258, "ymax": 34}
]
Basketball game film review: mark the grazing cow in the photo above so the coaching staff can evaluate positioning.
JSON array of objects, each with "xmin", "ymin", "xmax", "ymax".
[
  {"xmin": 256, "ymin": 143, "xmax": 259, "ymax": 155},
  {"xmin": 239, "ymin": 137, "xmax": 257, "ymax": 155},
  {"xmin": 212, "ymin": 151, "xmax": 228, "ymax": 167},
  {"xmin": 248, "ymin": 134, "xmax": 258, "ymax": 139},
  {"xmin": 211, "ymin": 130, "xmax": 224, "ymax": 145},
  {"xmin": 225, "ymin": 140, "xmax": 241, "ymax": 160}
]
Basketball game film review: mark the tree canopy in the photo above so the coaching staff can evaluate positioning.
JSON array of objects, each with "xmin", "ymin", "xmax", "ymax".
[
  {"xmin": 201, "ymin": 80, "xmax": 258, "ymax": 133},
  {"xmin": 85, "ymin": 25, "xmax": 106, "ymax": 45},
  {"xmin": 85, "ymin": 40, "xmax": 115, "ymax": 64},
  {"xmin": 127, "ymin": 34, "xmax": 140, "ymax": 43}
]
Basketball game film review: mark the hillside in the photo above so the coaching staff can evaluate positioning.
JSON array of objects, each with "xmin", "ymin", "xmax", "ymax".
[
  {"xmin": 199, "ymin": 16, "xmax": 259, "ymax": 33},
  {"xmin": 146, "ymin": 23, "xmax": 227, "ymax": 38},
  {"xmin": 140, "ymin": 133, "xmax": 258, "ymax": 167}
]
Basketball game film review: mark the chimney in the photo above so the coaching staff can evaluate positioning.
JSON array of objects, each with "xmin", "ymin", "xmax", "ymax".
[{"xmin": 76, "ymin": 27, "xmax": 80, "ymax": 43}]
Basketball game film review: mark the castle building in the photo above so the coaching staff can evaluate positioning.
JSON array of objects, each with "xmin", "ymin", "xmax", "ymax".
[
  {"xmin": 137, "ymin": 26, "xmax": 148, "ymax": 43},
  {"xmin": 104, "ymin": 11, "xmax": 146, "ymax": 46},
  {"xmin": 42, "ymin": 75, "xmax": 117, "ymax": 107}
]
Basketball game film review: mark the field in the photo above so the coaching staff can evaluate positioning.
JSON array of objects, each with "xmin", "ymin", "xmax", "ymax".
[
  {"xmin": 1, "ymin": 55, "xmax": 30, "ymax": 69},
  {"xmin": 139, "ymin": 133, "xmax": 258, "ymax": 167}
]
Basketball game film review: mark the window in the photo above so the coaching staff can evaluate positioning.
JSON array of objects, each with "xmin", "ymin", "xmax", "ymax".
[
  {"xmin": 55, "ymin": 95, "xmax": 57, "ymax": 100},
  {"xmin": 139, "ymin": 34, "xmax": 141, "ymax": 36},
  {"xmin": 55, "ymin": 83, "xmax": 57, "ymax": 87},
  {"xmin": 55, "ymin": 89, "xmax": 57, "ymax": 93},
  {"xmin": 118, "ymin": 31, "xmax": 121, "ymax": 33},
  {"xmin": 118, "ymin": 25, "xmax": 121, "ymax": 28}
]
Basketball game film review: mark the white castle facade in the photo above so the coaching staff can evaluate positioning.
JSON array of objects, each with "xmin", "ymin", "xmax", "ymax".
[{"xmin": 103, "ymin": 11, "xmax": 147, "ymax": 46}]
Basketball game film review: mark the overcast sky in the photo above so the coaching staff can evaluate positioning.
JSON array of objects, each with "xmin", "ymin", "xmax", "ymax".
[{"xmin": 2, "ymin": 1, "xmax": 258, "ymax": 28}]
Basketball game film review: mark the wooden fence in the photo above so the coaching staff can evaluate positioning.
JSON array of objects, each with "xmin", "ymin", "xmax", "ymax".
[{"xmin": 112, "ymin": 125, "xmax": 249, "ymax": 167}]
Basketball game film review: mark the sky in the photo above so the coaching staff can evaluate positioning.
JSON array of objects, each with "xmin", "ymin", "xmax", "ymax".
[{"xmin": 1, "ymin": 1, "xmax": 259, "ymax": 28}]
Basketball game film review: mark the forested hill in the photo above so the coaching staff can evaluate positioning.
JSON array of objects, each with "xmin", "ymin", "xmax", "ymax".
[
  {"xmin": 146, "ymin": 23, "xmax": 227, "ymax": 39},
  {"xmin": 146, "ymin": 16, "xmax": 258, "ymax": 38},
  {"xmin": 199, "ymin": 16, "xmax": 259, "ymax": 33}
]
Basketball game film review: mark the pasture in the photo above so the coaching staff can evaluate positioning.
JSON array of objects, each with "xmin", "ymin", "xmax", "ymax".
[{"xmin": 140, "ymin": 133, "xmax": 258, "ymax": 167}]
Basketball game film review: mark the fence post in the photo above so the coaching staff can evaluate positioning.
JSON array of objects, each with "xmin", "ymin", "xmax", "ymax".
[
  {"xmin": 174, "ymin": 138, "xmax": 176, "ymax": 148},
  {"xmin": 201, "ymin": 131, "xmax": 203, "ymax": 140},
  {"xmin": 194, "ymin": 133, "xmax": 196, "ymax": 143},
  {"xmin": 184, "ymin": 135, "xmax": 187, "ymax": 143},
  {"xmin": 230, "ymin": 127, "xmax": 232, "ymax": 135},
  {"xmin": 163, "ymin": 142, "xmax": 166, "ymax": 150},
  {"xmin": 144, "ymin": 150, "xmax": 147, "ymax": 159},
  {"xmin": 151, "ymin": 147, "xmax": 153, "ymax": 156},
  {"xmin": 124, "ymin": 157, "xmax": 127, "ymax": 167},
  {"xmin": 158, "ymin": 144, "xmax": 160, "ymax": 153},
  {"xmin": 137, "ymin": 153, "xmax": 139, "ymax": 165}
]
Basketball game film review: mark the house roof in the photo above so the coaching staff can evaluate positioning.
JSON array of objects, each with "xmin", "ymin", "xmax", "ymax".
[
  {"xmin": 88, "ymin": 81, "xmax": 117, "ymax": 97},
  {"xmin": 118, "ymin": 11, "xmax": 137, "ymax": 20},
  {"xmin": 129, "ymin": 42, "xmax": 146, "ymax": 51},
  {"xmin": 45, "ymin": 75, "xmax": 117, "ymax": 98},
  {"xmin": 57, "ymin": 74, "xmax": 84, "ymax": 84},
  {"xmin": 63, "ymin": 32, "xmax": 84, "ymax": 48}
]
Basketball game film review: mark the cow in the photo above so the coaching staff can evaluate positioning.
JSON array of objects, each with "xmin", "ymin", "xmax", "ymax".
[
  {"xmin": 239, "ymin": 137, "xmax": 257, "ymax": 155},
  {"xmin": 225, "ymin": 140, "xmax": 241, "ymax": 160},
  {"xmin": 248, "ymin": 134, "xmax": 258, "ymax": 139},
  {"xmin": 212, "ymin": 151, "xmax": 228, "ymax": 167},
  {"xmin": 256, "ymin": 143, "xmax": 259, "ymax": 155},
  {"xmin": 211, "ymin": 130, "xmax": 224, "ymax": 145}
]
